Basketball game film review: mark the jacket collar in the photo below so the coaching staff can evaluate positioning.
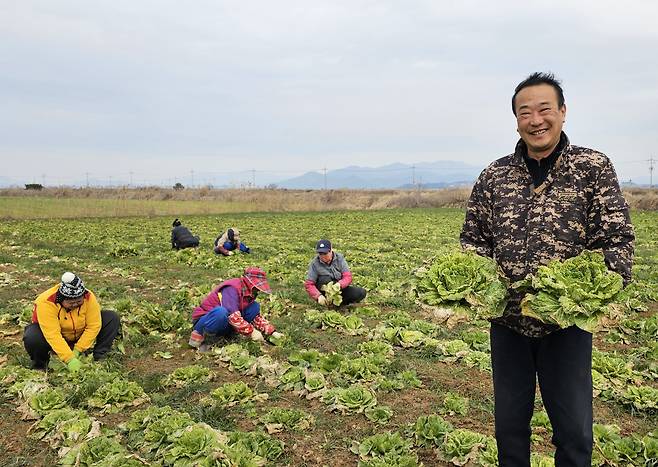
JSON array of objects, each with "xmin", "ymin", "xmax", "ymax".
[{"xmin": 510, "ymin": 132, "xmax": 570, "ymax": 167}]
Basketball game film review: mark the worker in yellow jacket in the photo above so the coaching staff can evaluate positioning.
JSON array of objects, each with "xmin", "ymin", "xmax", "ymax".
[{"xmin": 22, "ymin": 272, "xmax": 120, "ymax": 372}]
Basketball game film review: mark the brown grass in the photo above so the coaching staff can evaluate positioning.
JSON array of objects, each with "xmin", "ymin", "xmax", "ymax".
[
  {"xmin": 619, "ymin": 187, "xmax": 658, "ymax": 211},
  {"xmin": 1, "ymin": 186, "xmax": 656, "ymax": 220},
  {"xmin": 0, "ymin": 186, "xmax": 473, "ymax": 216}
]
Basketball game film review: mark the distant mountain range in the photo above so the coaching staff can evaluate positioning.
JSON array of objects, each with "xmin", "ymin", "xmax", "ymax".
[
  {"xmin": 276, "ymin": 161, "xmax": 483, "ymax": 189},
  {"xmin": 2, "ymin": 161, "xmax": 652, "ymax": 189},
  {"xmin": 0, "ymin": 161, "xmax": 484, "ymax": 189}
]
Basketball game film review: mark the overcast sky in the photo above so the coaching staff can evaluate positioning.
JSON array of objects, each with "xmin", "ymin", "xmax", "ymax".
[{"xmin": 1, "ymin": 1, "xmax": 657, "ymax": 187}]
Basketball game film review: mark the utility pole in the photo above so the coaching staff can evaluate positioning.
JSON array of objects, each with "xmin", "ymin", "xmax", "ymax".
[
  {"xmin": 323, "ymin": 167, "xmax": 327, "ymax": 190},
  {"xmin": 85, "ymin": 172, "xmax": 90, "ymax": 188},
  {"xmin": 649, "ymin": 157, "xmax": 655, "ymax": 188},
  {"xmin": 252, "ymin": 169, "xmax": 256, "ymax": 188},
  {"xmin": 41, "ymin": 174, "xmax": 46, "ymax": 187},
  {"xmin": 190, "ymin": 170, "xmax": 194, "ymax": 188},
  {"xmin": 411, "ymin": 165, "xmax": 416, "ymax": 187},
  {"xmin": 108, "ymin": 175, "xmax": 112, "ymax": 187}
]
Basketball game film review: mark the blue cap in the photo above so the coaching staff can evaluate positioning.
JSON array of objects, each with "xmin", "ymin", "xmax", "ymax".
[{"xmin": 315, "ymin": 239, "xmax": 331, "ymax": 253}]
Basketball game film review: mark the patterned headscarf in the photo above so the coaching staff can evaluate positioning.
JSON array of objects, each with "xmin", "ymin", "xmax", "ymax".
[{"xmin": 242, "ymin": 267, "xmax": 272, "ymax": 294}]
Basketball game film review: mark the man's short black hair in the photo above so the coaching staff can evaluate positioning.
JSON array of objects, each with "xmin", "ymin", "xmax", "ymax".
[{"xmin": 512, "ymin": 72, "xmax": 565, "ymax": 116}]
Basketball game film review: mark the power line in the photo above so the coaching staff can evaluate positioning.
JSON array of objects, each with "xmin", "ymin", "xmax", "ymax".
[
  {"xmin": 4, "ymin": 164, "xmax": 448, "ymax": 189},
  {"xmin": 649, "ymin": 157, "xmax": 655, "ymax": 188}
]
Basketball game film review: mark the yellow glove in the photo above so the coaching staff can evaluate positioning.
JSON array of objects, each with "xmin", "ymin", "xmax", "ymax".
[{"xmin": 317, "ymin": 295, "xmax": 327, "ymax": 306}]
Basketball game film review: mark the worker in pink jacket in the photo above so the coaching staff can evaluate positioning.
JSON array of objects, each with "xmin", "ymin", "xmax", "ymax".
[{"xmin": 188, "ymin": 267, "xmax": 282, "ymax": 348}]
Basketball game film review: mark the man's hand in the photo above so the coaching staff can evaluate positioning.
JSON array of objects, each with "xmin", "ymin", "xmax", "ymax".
[
  {"xmin": 227, "ymin": 251, "xmax": 234, "ymax": 256},
  {"xmin": 250, "ymin": 329, "xmax": 265, "ymax": 342},
  {"xmin": 67, "ymin": 358, "xmax": 82, "ymax": 373},
  {"xmin": 317, "ymin": 295, "xmax": 327, "ymax": 306},
  {"xmin": 270, "ymin": 331, "xmax": 284, "ymax": 339}
]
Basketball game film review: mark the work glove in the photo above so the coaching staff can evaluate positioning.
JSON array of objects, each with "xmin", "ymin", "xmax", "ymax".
[
  {"xmin": 67, "ymin": 358, "xmax": 82, "ymax": 373},
  {"xmin": 317, "ymin": 295, "xmax": 327, "ymax": 306},
  {"xmin": 250, "ymin": 329, "xmax": 265, "ymax": 342},
  {"xmin": 270, "ymin": 331, "xmax": 284, "ymax": 339},
  {"xmin": 227, "ymin": 251, "xmax": 234, "ymax": 256}
]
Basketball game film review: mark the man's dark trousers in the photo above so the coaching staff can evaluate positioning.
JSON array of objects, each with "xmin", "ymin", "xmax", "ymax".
[{"xmin": 490, "ymin": 323, "xmax": 593, "ymax": 467}]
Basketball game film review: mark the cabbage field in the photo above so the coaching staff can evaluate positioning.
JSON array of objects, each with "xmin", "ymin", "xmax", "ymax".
[{"xmin": 0, "ymin": 208, "xmax": 656, "ymax": 466}]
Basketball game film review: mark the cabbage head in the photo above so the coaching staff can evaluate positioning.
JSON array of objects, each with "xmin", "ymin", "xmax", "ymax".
[
  {"xmin": 441, "ymin": 428, "xmax": 487, "ymax": 465},
  {"xmin": 228, "ymin": 430, "xmax": 284, "ymax": 462},
  {"xmin": 210, "ymin": 381, "xmax": 255, "ymax": 407},
  {"xmin": 60, "ymin": 435, "xmax": 127, "ymax": 466},
  {"xmin": 519, "ymin": 250, "xmax": 624, "ymax": 332},
  {"xmin": 321, "ymin": 282, "xmax": 343, "ymax": 306},
  {"xmin": 303, "ymin": 370, "xmax": 326, "ymax": 393},
  {"xmin": 365, "ymin": 406, "xmax": 393, "ymax": 425},
  {"xmin": 323, "ymin": 384, "xmax": 377, "ymax": 414},
  {"xmin": 161, "ymin": 424, "xmax": 223, "ymax": 465},
  {"xmin": 417, "ymin": 250, "xmax": 508, "ymax": 319},
  {"xmin": 322, "ymin": 311, "xmax": 346, "ymax": 328},
  {"xmin": 352, "ymin": 431, "xmax": 413, "ymax": 460},
  {"xmin": 29, "ymin": 387, "xmax": 68, "ymax": 415},
  {"xmin": 259, "ymin": 408, "xmax": 314, "ymax": 433},
  {"xmin": 409, "ymin": 414, "xmax": 452, "ymax": 447},
  {"xmin": 164, "ymin": 365, "xmax": 212, "ymax": 387}
]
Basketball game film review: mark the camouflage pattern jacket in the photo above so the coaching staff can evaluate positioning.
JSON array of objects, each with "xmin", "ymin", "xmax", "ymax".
[{"xmin": 460, "ymin": 134, "xmax": 635, "ymax": 337}]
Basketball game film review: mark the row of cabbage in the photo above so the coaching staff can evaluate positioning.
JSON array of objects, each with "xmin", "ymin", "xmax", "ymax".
[
  {"xmin": 350, "ymin": 418, "xmax": 658, "ymax": 467},
  {"xmin": 0, "ymin": 361, "xmax": 290, "ymax": 466}
]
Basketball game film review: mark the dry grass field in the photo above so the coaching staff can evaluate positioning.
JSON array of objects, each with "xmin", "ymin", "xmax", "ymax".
[{"xmin": 1, "ymin": 186, "xmax": 657, "ymax": 220}]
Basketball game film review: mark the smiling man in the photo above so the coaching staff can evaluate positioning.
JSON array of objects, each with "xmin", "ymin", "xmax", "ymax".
[{"xmin": 460, "ymin": 72, "xmax": 635, "ymax": 466}]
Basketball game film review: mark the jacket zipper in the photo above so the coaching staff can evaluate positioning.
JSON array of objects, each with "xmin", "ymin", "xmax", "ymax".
[{"xmin": 71, "ymin": 311, "xmax": 77, "ymax": 340}]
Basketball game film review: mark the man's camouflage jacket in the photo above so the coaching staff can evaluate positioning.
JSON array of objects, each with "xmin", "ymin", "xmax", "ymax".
[{"xmin": 460, "ymin": 133, "xmax": 635, "ymax": 337}]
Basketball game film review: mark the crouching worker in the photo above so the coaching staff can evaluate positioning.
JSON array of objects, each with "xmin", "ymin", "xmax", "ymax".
[
  {"xmin": 188, "ymin": 267, "xmax": 282, "ymax": 348},
  {"xmin": 213, "ymin": 227, "xmax": 250, "ymax": 256},
  {"xmin": 23, "ymin": 272, "xmax": 121, "ymax": 372},
  {"xmin": 171, "ymin": 218, "xmax": 200, "ymax": 250},
  {"xmin": 304, "ymin": 239, "xmax": 366, "ymax": 307}
]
